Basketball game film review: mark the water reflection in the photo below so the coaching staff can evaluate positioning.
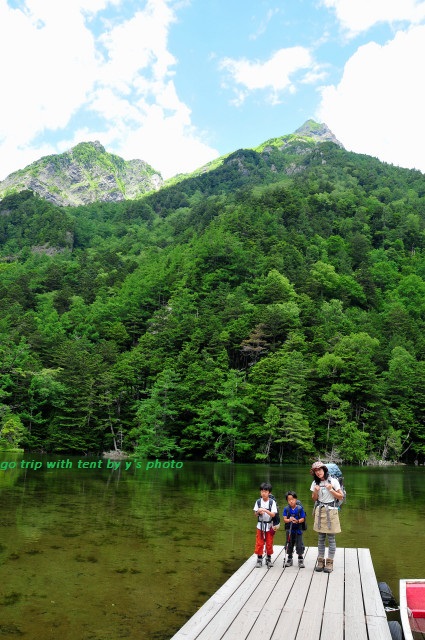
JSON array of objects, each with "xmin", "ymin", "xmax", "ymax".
[{"xmin": 0, "ymin": 457, "xmax": 424, "ymax": 638}]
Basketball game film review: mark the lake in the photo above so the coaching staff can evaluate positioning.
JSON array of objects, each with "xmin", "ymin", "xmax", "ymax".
[{"xmin": 0, "ymin": 455, "xmax": 423, "ymax": 639}]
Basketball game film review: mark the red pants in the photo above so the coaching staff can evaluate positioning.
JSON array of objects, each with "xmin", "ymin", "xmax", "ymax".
[{"xmin": 255, "ymin": 528, "xmax": 274, "ymax": 556}]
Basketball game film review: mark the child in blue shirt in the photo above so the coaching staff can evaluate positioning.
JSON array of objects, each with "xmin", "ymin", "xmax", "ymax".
[{"xmin": 282, "ymin": 490, "xmax": 305, "ymax": 568}]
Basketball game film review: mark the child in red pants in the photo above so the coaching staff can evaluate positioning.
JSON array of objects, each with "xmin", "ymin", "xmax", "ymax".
[{"xmin": 253, "ymin": 481, "xmax": 277, "ymax": 568}]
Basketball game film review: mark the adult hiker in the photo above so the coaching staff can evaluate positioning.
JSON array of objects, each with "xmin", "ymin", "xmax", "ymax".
[
  {"xmin": 253, "ymin": 481, "xmax": 277, "ymax": 568},
  {"xmin": 310, "ymin": 461, "xmax": 343, "ymax": 573}
]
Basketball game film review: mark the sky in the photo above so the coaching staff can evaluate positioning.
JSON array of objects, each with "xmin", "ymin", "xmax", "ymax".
[{"xmin": 1, "ymin": 0, "xmax": 425, "ymax": 180}]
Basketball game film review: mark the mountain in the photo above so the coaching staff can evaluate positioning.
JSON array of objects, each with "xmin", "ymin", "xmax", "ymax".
[
  {"xmin": 165, "ymin": 120, "xmax": 344, "ymax": 187},
  {"xmin": 149, "ymin": 122, "xmax": 348, "ymax": 214},
  {"xmin": 0, "ymin": 141, "xmax": 163, "ymax": 206},
  {"xmin": 294, "ymin": 119, "xmax": 344, "ymax": 147},
  {"xmin": 0, "ymin": 121, "xmax": 340, "ymax": 205},
  {"xmin": 2, "ymin": 120, "xmax": 425, "ymax": 464}
]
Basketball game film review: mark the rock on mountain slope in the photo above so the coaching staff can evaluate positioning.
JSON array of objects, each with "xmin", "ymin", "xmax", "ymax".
[
  {"xmin": 294, "ymin": 119, "xmax": 344, "ymax": 147},
  {"xmin": 0, "ymin": 141, "xmax": 163, "ymax": 206}
]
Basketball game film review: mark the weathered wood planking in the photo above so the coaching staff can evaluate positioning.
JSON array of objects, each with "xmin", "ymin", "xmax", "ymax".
[
  {"xmin": 321, "ymin": 548, "xmax": 344, "ymax": 640},
  {"xmin": 170, "ymin": 547, "xmax": 392, "ymax": 640}
]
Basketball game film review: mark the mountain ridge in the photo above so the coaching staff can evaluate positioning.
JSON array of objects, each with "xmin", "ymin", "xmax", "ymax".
[
  {"xmin": 0, "ymin": 121, "xmax": 342, "ymax": 205},
  {"xmin": 0, "ymin": 141, "xmax": 163, "ymax": 206},
  {"xmin": 166, "ymin": 119, "xmax": 344, "ymax": 186}
]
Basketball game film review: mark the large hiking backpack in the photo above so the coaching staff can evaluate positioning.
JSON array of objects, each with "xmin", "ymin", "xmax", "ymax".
[
  {"xmin": 326, "ymin": 463, "xmax": 346, "ymax": 507},
  {"xmin": 284, "ymin": 499, "xmax": 307, "ymax": 531},
  {"xmin": 257, "ymin": 493, "xmax": 280, "ymax": 527}
]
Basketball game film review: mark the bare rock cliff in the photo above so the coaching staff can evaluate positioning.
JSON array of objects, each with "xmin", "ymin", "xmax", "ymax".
[{"xmin": 0, "ymin": 141, "xmax": 163, "ymax": 206}]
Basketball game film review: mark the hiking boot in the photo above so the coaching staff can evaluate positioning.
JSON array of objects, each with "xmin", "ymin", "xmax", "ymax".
[
  {"xmin": 255, "ymin": 557, "xmax": 263, "ymax": 568},
  {"xmin": 324, "ymin": 558, "xmax": 334, "ymax": 573},
  {"xmin": 285, "ymin": 557, "xmax": 293, "ymax": 567},
  {"xmin": 315, "ymin": 557, "xmax": 325, "ymax": 572},
  {"xmin": 298, "ymin": 557, "xmax": 305, "ymax": 569},
  {"xmin": 266, "ymin": 556, "xmax": 273, "ymax": 569}
]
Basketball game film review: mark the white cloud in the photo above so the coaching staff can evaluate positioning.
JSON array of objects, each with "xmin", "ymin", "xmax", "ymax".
[
  {"xmin": 97, "ymin": 0, "xmax": 176, "ymax": 88},
  {"xmin": 0, "ymin": 0, "xmax": 218, "ymax": 181},
  {"xmin": 114, "ymin": 102, "xmax": 218, "ymax": 178},
  {"xmin": 317, "ymin": 25, "xmax": 425, "ymax": 173},
  {"xmin": 0, "ymin": 1, "xmax": 98, "ymax": 141},
  {"xmin": 322, "ymin": 0, "xmax": 425, "ymax": 36},
  {"xmin": 249, "ymin": 8, "xmax": 280, "ymax": 41},
  {"xmin": 220, "ymin": 47, "xmax": 316, "ymax": 105}
]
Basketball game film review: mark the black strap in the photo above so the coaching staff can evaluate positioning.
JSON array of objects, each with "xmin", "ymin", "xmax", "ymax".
[{"xmin": 257, "ymin": 498, "xmax": 272, "ymax": 522}]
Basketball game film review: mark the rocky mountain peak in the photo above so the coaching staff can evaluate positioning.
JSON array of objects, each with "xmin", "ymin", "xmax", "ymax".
[
  {"xmin": 0, "ymin": 142, "xmax": 163, "ymax": 206},
  {"xmin": 294, "ymin": 119, "xmax": 344, "ymax": 148}
]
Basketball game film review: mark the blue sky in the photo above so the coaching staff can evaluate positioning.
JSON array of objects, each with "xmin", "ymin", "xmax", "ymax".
[{"xmin": 1, "ymin": 0, "xmax": 425, "ymax": 180}]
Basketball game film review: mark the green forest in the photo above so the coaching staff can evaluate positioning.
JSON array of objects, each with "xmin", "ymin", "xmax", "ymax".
[{"xmin": 2, "ymin": 136, "xmax": 425, "ymax": 464}]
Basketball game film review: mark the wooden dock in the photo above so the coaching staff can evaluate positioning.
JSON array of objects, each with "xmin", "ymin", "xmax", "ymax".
[{"xmin": 171, "ymin": 546, "xmax": 392, "ymax": 640}]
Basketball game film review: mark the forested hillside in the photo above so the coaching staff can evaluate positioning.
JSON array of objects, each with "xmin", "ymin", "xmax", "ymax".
[{"xmin": 2, "ymin": 136, "xmax": 425, "ymax": 464}]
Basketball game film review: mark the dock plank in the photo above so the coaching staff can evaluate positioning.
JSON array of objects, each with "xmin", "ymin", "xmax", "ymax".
[
  {"xmin": 221, "ymin": 549, "xmax": 286, "ymax": 639},
  {"xmin": 323, "ymin": 547, "xmax": 344, "ymax": 614},
  {"xmin": 173, "ymin": 553, "xmax": 259, "ymax": 638},
  {"xmin": 295, "ymin": 569, "xmax": 328, "ymax": 638},
  {"xmin": 270, "ymin": 550, "xmax": 317, "ymax": 640},
  {"xmin": 321, "ymin": 548, "xmax": 344, "ymax": 640},
  {"xmin": 245, "ymin": 549, "xmax": 302, "ymax": 640},
  {"xmin": 170, "ymin": 547, "xmax": 392, "ymax": 640},
  {"xmin": 358, "ymin": 548, "xmax": 388, "ymax": 618},
  {"xmin": 195, "ymin": 567, "xmax": 268, "ymax": 640},
  {"xmin": 345, "ymin": 548, "xmax": 368, "ymax": 640}
]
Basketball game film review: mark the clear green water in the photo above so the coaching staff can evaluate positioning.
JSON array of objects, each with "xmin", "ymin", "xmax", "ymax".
[{"xmin": 0, "ymin": 456, "xmax": 423, "ymax": 639}]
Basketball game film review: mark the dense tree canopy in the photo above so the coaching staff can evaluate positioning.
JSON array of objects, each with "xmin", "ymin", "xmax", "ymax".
[{"xmin": 2, "ymin": 139, "xmax": 425, "ymax": 463}]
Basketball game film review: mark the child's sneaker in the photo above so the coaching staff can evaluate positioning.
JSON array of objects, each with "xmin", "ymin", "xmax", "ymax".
[
  {"xmin": 298, "ymin": 557, "xmax": 305, "ymax": 568},
  {"xmin": 285, "ymin": 557, "xmax": 293, "ymax": 567},
  {"xmin": 266, "ymin": 556, "xmax": 273, "ymax": 568},
  {"xmin": 255, "ymin": 557, "xmax": 263, "ymax": 568}
]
